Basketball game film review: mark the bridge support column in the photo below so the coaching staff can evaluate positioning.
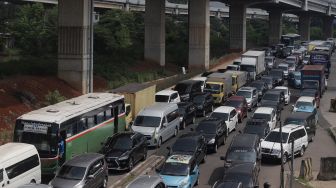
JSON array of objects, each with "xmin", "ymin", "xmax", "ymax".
[
  {"xmin": 268, "ymin": 10, "xmax": 282, "ymax": 45},
  {"xmin": 323, "ymin": 16, "xmax": 334, "ymax": 39},
  {"xmin": 58, "ymin": 0, "xmax": 92, "ymax": 94},
  {"xmin": 229, "ymin": 2, "xmax": 246, "ymax": 52},
  {"xmin": 299, "ymin": 12, "xmax": 311, "ymax": 41},
  {"xmin": 188, "ymin": 0, "xmax": 210, "ymax": 70},
  {"xmin": 144, "ymin": 0, "xmax": 165, "ymax": 66}
]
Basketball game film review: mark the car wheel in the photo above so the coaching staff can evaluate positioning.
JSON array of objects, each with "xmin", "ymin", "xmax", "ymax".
[
  {"xmin": 214, "ymin": 143, "xmax": 218, "ymax": 153},
  {"xmin": 173, "ymin": 127, "xmax": 178, "ymax": 137},
  {"xmin": 128, "ymin": 158, "xmax": 134, "ymax": 171},
  {"xmin": 181, "ymin": 121, "xmax": 186, "ymax": 130},
  {"xmin": 281, "ymin": 153, "xmax": 288, "ymax": 164},
  {"xmin": 102, "ymin": 177, "xmax": 108, "ymax": 188},
  {"xmin": 299, "ymin": 146, "xmax": 305, "ymax": 157},
  {"xmin": 142, "ymin": 149, "xmax": 147, "ymax": 161}
]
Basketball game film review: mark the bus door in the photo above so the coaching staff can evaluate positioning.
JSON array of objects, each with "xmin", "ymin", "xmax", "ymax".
[{"xmin": 113, "ymin": 106, "xmax": 119, "ymax": 134}]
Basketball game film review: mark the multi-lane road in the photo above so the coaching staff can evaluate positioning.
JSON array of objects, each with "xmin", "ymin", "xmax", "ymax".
[{"xmin": 108, "ymin": 57, "xmax": 336, "ymax": 187}]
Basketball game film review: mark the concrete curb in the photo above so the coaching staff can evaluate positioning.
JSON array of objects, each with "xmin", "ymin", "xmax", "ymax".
[
  {"xmin": 328, "ymin": 127, "xmax": 336, "ymax": 143},
  {"xmin": 109, "ymin": 155, "xmax": 165, "ymax": 188}
]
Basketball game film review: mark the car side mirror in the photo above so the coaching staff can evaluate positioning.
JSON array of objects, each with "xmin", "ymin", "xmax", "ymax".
[
  {"xmin": 163, "ymin": 123, "xmax": 167, "ymax": 128},
  {"xmin": 87, "ymin": 175, "xmax": 94, "ymax": 179}
]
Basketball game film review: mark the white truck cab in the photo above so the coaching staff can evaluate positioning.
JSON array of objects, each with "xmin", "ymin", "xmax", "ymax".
[{"xmin": 155, "ymin": 90, "xmax": 181, "ymax": 103}]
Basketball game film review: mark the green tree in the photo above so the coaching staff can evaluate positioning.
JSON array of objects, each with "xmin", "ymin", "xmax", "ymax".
[{"xmin": 9, "ymin": 3, "xmax": 57, "ymax": 56}]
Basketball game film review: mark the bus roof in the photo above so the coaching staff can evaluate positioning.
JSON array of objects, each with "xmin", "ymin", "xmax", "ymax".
[{"xmin": 17, "ymin": 93, "xmax": 124, "ymax": 124}]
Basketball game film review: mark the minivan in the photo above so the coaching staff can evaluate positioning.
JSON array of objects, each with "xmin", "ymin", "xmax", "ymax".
[
  {"xmin": 0, "ymin": 143, "xmax": 41, "ymax": 188},
  {"xmin": 131, "ymin": 103, "xmax": 180, "ymax": 148},
  {"xmin": 173, "ymin": 80, "xmax": 203, "ymax": 102}
]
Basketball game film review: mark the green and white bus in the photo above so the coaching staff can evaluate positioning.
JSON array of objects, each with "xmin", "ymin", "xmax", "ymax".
[{"xmin": 13, "ymin": 93, "xmax": 126, "ymax": 175}]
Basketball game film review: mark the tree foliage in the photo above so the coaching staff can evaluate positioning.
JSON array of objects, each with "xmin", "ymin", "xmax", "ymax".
[{"xmin": 9, "ymin": 3, "xmax": 57, "ymax": 56}]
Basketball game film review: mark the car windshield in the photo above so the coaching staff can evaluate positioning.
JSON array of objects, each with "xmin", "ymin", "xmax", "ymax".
[
  {"xmin": 223, "ymin": 173, "xmax": 253, "ymax": 187},
  {"xmin": 210, "ymin": 112, "xmax": 228, "ymax": 121},
  {"xmin": 295, "ymin": 101, "xmax": 313, "ymax": 108},
  {"xmin": 174, "ymin": 84, "xmax": 189, "ymax": 94},
  {"xmin": 227, "ymin": 66, "xmax": 237, "ymax": 70},
  {"xmin": 265, "ymin": 131, "xmax": 289, "ymax": 143},
  {"xmin": 224, "ymin": 100, "xmax": 242, "ymax": 108},
  {"xmin": 57, "ymin": 165, "xmax": 86, "ymax": 180},
  {"xmin": 196, "ymin": 123, "xmax": 217, "ymax": 134},
  {"xmin": 275, "ymin": 88, "xmax": 287, "ymax": 95},
  {"xmin": 261, "ymin": 77, "xmax": 272, "ymax": 84},
  {"xmin": 204, "ymin": 83, "xmax": 220, "ymax": 94},
  {"xmin": 226, "ymin": 150, "xmax": 257, "ymax": 163},
  {"xmin": 155, "ymin": 95, "xmax": 169, "ymax": 102},
  {"xmin": 193, "ymin": 95, "xmax": 205, "ymax": 103},
  {"xmin": 236, "ymin": 90, "xmax": 251, "ymax": 99},
  {"xmin": 284, "ymin": 118, "xmax": 305, "ymax": 126},
  {"xmin": 278, "ymin": 66, "xmax": 288, "ymax": 71},
  {"xmin": 109, "ymin": 136, "xmax": 132, "ymax": 150},
  {"xmin": 304, "ymin": 56, "xmax": 309, "ymax": 61},
  {"xmin": 287, "ymin": 62, "xmax": 295, "ymax": 68},
  {"xmin": 160, "ymin": 162, "xmax": 189, "ymax": 176},
  {"xmin": 265, "ymin": 58, "xmax": 273, "ymax": 63},
  {"xmin": 250, "ymin": 83, "xmax": 263, "ymax": 90},
  {"xmin": 253, "ymin": 113, "xmax": 271, "ymax": 121},
  {"xmin": 294, "ymin": 74, "xmax": 301, "ymax": 80},
  {"xmin": 134, "ymin": 116, "xmax": 161, "ymax": 127},
  {"xmin": 240, "ymin": 65, "xmax": 255, "ymax": 72},
  {"xmin": 172, "ymin": 139, "xmax": 197, "ymax": 153},
  {"xmin": 300, "ymin": 91, "xmax": 315, "ymax": 97},
  {"xmin": 303, "ymin": 81, "xmax": 318, "ymax": 89},
  {"xmin": 244, "ymin": 126, "xmax": 265, "ymax": 137},
  {"xmin": 269, "ymin": 70, "xmax": 282, "ymax": 77},
  {"xmin": 262, "ymin": 93, "xmax": 278, "ymax": 101}
]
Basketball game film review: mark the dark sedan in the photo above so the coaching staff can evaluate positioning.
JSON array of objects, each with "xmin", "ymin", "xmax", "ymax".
[
  {"xmin": 196, "ymin": 118, "xmax": 227, "ymax": 153},
  {"xmin": 244, "ymin": 119, "xmax": 270, "ymax": 140},
  {"xmin": 222, "ymin": 163, "xmax": 260, "ymax": 188},
  {"xmin": 193, "ymin": 92, "xmax": 214, "ymax": 117},
  {"xmin": 101, "ymin": 132, "xmax": 147, "ymax": 171},
  {"xmin": 268, "ymin": 69, "xmax": 284, "ymax": 86},
  {"xmin": 224, "ymin": 96, "xmax": 248, "ymax": 123},
  {"xmin": 249, "ymin": 80, "xmax": 268, "ymax": 100},
  {"xmin": 177, "ymin": 102, "xmax": 196, "ymax": 129},
  {"xmin": 261, "ymin": 76, "xmax": 276, "ymax": 89},
  {"xmin": 167, "ymin": 133, "xmax": 207, "ymax": 165},
  {"xmin": 260, "ymin": 90, "xmax": 284, "ymax": 110}
]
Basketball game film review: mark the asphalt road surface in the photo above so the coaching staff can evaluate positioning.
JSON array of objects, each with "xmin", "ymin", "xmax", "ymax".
[{"xmin": 107, "ymin": 57, "xmax": 336, "ymax": 187}]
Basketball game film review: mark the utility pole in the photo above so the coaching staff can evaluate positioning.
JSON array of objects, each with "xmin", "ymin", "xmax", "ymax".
[
  {"xmin": 280, "ymin": 121, "xmax": 285, "ymax": 188},
  {"xmin": 88, "ymin": 0, "xmax": 94, "ymax": 93},
  {"xmin": 290, "ymin": 138, "xmax": 295, "ymax": 188}
]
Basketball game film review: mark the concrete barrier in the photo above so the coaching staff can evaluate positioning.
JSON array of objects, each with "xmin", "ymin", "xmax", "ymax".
[
  {"xmin": 329, "ymin": 98, "xmax": 336, "ymax": 112},
  {"xmin": 317, "ymin": 157, "xmax": 336, "ymax": 181},
  {"xmin": 109, "ymin": 155, "xmax": 165, "ymax": 188},
  {"xmin": 329, "ymin": 127, "xmax": 336, "ymax": 143},
  {"xmin": 299, "ymin": 157, "xmax": 313, "ymax": 181}
]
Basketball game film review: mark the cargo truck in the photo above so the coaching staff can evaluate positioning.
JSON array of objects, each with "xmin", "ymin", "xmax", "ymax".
[
  {"xmin": 204, "ymin": 72, "xmax": 233, "ymax": 104},
  {"xmin": 309, "ymin": 50, "xmax": 330, "ymax": 76},
  {"xmin": 223, "ymin": 70, "xmax": 247, "ymax": 94},
  {"xmin": 240, "ymin": 50, "xmax": 266, "ymax": 81},
  {"xmin": 301, "ymin": 65, "xmax": 326, "ymax": 97}
]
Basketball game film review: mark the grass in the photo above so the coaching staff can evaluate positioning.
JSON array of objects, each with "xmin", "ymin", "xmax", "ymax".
[{"xmin": 296, "ymin": 177, "xmax": 314, "ymax": 188}]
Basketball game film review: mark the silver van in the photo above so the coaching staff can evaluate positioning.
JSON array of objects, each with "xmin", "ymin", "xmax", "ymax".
[{"xmin": 131, "ymin": 103, "xmax": 180, "ymax": 148}]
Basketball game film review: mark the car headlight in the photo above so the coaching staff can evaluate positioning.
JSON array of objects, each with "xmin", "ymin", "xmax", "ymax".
[
  {"xmin": 119, "ymin": 155, "xmax": 129, "ymax": 161},
  {"xmin": 208, "ymin": 138, "xmax": 215, "ymax": 144},
  {"xmin": 179, "ymin": 180, "xmax": 189, "ymax": 188},
  {"xmin": 272, "ymin": 149, "xmax": 281, "ymax": 155}
]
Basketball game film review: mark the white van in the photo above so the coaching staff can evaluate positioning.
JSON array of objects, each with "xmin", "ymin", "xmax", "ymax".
[
  {"xmin": 0, "ymin": 143, "xmax": 41, "ymax": 188},
  {"xmin": 131, "ymin": 103, "xmax": 180, "ymax": 148}
]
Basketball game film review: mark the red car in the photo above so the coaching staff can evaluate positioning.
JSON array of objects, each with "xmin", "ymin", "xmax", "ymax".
[{"xmin": 223, "ymin": 96, "xmax": 248, "ymax": 122}]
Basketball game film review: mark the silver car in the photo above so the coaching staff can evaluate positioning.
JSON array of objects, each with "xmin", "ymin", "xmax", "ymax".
[
  {"xmin": 50, "ymin": 153, "xmax": 108, "ymax": 188},
  {"xmin": 18, "ymin": 184, "xmax": 52, "ymax": 188},
  {"xmin": 126, "ymin": 175, "xmax": 166, "ymax": 188}
]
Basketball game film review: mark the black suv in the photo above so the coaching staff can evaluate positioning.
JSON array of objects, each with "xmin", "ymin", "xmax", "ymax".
[
  {"xmin": 249, "ymin": 80, "xmax": 268, "ymax": 100},
  {"xmin": 221, "ymin": 133, "xmax": 261, "ymax": 172},
  {"xmin": 196, "ymin": 118, "xmax": 227, "ymax": 153},
  {"xmin": 167, "ymin": 133, "xmax": 207, "ymax": 165},
  {"xmin": 244, "ymin": 119, "xmax": 270, "ymax": 140},
  {"xmin": 222, "ymin": 163, "xmax": 259, "ymax": 188},
  {"xmin": 193, "ymin": 92, "xmax": 214, "ymax": 117},
  {"xmin": 269, "ymin": 69, "xmax": 284, "ymax": 86},
  {"xmin": 101, "ymin": 132, "xmax": 147, "ymax": 171},
  {"xmin": 173, "ymin": 80, "xmax": 203, "ymax": 102},
  {"xmin": 177, "ymin": 102, "xmax": 196, "ymax": 129},
  {"xmin": 260, "ymin": 90, "xmax": 284, "ymax": 111}
]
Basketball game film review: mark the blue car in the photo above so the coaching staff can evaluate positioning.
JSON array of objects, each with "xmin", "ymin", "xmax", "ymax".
[
  {"xmin": 293, "ymin": 96, "xmax": 318, "ymax": 124},
  {"xmin": 159, "ymin": 155, "xmax": 199, "ymax": 188},
  {"xmin": 288, "ymin": 71, "xmax": 301, "ymax": 89}
]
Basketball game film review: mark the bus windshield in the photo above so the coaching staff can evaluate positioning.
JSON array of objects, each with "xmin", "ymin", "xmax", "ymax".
[{"xmin": 14, "ymin": 120, "xmax": 59, "ymax": 158}]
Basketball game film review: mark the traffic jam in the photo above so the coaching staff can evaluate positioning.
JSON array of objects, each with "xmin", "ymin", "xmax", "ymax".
[{"xmin": 0, "ymin": 35, "xmax": 333, "ymax": 188}]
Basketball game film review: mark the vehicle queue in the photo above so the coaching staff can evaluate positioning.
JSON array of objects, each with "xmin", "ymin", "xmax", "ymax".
[{"xmin": 0, "ymin": 35, "xmax": 334, "ymax": 188}]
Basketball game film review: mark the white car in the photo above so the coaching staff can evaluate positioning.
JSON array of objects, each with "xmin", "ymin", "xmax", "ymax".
[
  {"xmin": 278, "ymin": 63, "xmax": 289, "ymax": 79},
  {"xmin": 191, "ymin": 77, "xmax": 207, "ymax": 92},
  {"xmin": 210, "ymin": 106, "xmax": 238, "ymax": 133},
  {"xmin": 252, "ymin": 107, "xmax": 277, "ymax": 130},
  {"xmin": 155, "ymin": 90, "xmax": 181, "ymax": 103},
  {"xmin": 274, "ymin": 86, "xmax": 291, "ymax": 105},
  {"xmin": 261, "ymin": 124, "xmax": 309, "ymax": 164}
]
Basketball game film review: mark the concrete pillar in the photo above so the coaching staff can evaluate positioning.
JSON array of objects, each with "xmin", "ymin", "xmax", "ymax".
[
  {"xmin": 144, "ymin": 0, "xmax": 165, "ymax": 66},
  {"xmin": 268, "ymin": 10, "xmax": 282, "ymax": 45},
  {"xmin": 229, "ymin": 2, "xmax": 246, "ymax": 52},
  {"xmin": 188, "ymin": 0, "xmax": 210, "ymax": 70},
  {"xmin": 323, "ymin": 16, "xmax": 334, "ymax": 39},
  {"xmin": 298, "ymin": 12, "xmax": 311, "ymax": 41},
  {"xmin": 58, "ymin": 0, "xmax": 92, "ymax": 94}
]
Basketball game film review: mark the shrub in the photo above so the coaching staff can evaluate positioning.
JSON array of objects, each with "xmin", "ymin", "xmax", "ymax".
[{"xmin": 44, "ymin": 90, "xmax": 66, "ymax": 105}]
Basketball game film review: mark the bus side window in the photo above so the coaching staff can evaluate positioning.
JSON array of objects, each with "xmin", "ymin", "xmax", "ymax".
[
  {"xmin": 105, "ymin": 108, "xmax": 113, "ymax": 120},
  {"xmin": 87, "ymin": 117, "xmax": 95, "ymax": 128},
  {"xmin": 96, "ymin": 111, "xmax": 105, "ymax": 124},
  {"xmin": 118, "ymin": 103, "xmax": 125, "ymax": 115},
  {"xmin": 77, "ymin": 118, "xmax": 87, "ymax": 132}
]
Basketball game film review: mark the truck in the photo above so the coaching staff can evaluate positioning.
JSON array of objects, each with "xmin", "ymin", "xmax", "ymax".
[
  {"xmin": 204, "ymin": 72, "xmax": 233, "ymax": 104},
  {"xmin": 301, "ymin": 65, "xmax": 326, "ymax": 97},
  {"xmin": 111, "ymin": 83, "xmax": 156, "ymax": 127},
  {"xmin": 240, "ymin": 50, "xmax": 266, "ymax": 81},
  {"xmin": 223, "ymin": 70, "xmax": 247, "ymax": 94},
  {"xmin": 310, "ymin": 50, "xmax": 330, "ymax": 76}
]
